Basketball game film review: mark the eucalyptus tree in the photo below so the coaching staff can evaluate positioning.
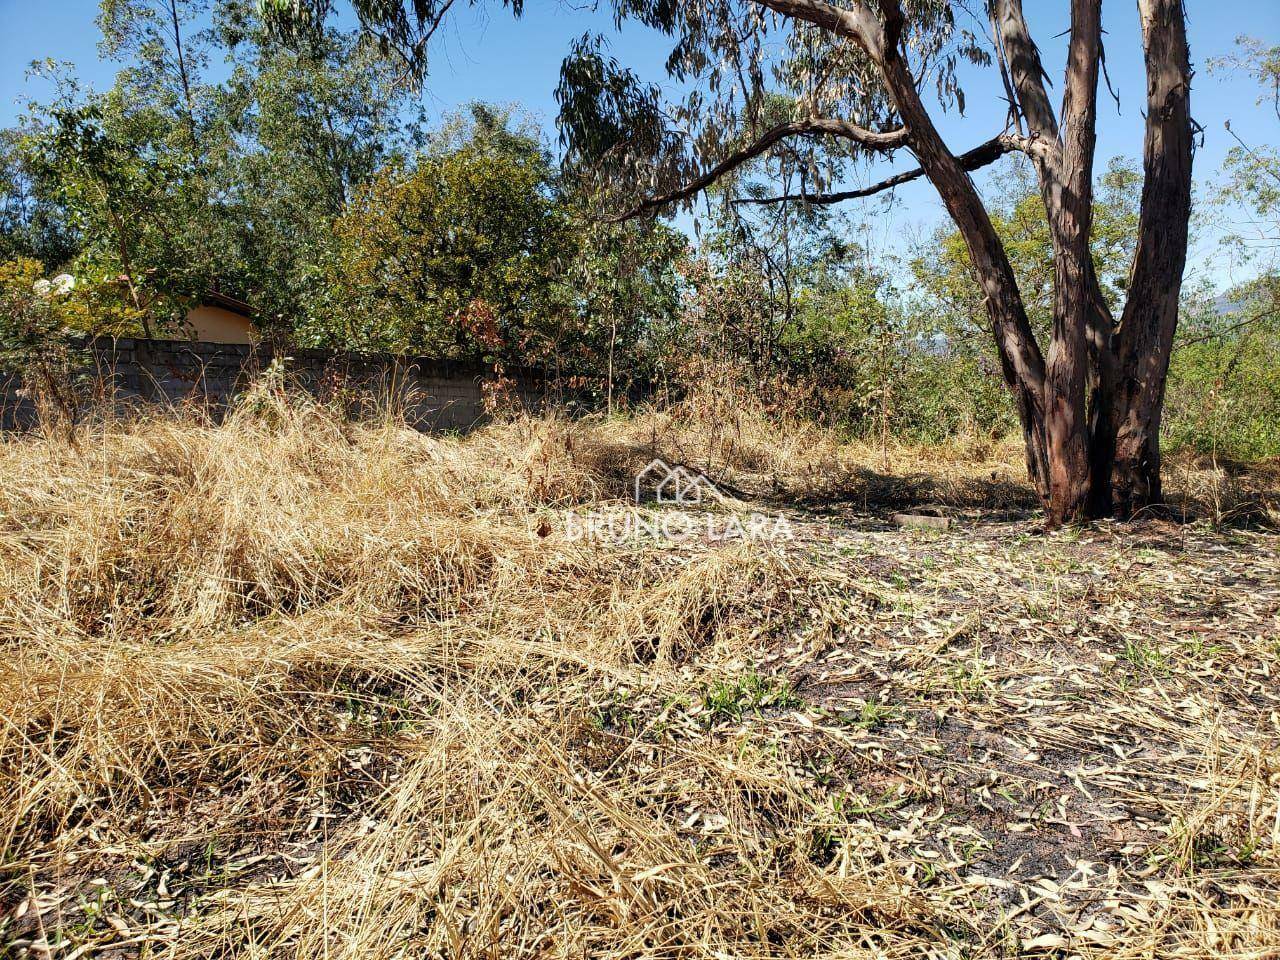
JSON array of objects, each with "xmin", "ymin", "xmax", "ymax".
[
  {"xmin": 213, "ymin": 3, "xmax": 427, "ymax": 329},
  {"xmin": 80, "ymin": 0, "xmax": 233, "ymax": 328},
  {"xmin": 98, "ymin": 0, "xmax": 211, "ymax": 159},
  {"xmin": 261, "ymin": 0, "xmax": 1194, "ymax": 524}
]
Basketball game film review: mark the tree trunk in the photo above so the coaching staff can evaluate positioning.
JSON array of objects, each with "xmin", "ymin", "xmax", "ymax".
[
  {"xmin": 1012, "ymin": 389, "xmax": 1052, "ymax": 508},
  {"xmin": 1042, "ymin": 0, "xmax": 1103, "ymax": 526},
  {"xmin": 1094, "ymin": 0, "xmax": 1193, "ymax": 519},
  {"xmin": 876, "ymin": 52, "xmax": 1053, "ymax": 504},
  {"xmin": 991, "ymin": 0, "xmax": 1191, "ymax": 524}
]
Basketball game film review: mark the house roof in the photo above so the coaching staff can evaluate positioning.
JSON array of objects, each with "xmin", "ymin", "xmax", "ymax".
[{"xmin": 202, "ymin": 289, "xmax": 253, "ymax": 316}]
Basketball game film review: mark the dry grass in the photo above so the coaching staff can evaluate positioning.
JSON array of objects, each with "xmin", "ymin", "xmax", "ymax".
[{"xmin": 1, "ymin": 385, "xmax": 1278, "ymax": 958}]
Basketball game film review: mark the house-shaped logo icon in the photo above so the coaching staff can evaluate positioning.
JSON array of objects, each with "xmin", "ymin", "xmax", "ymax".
[{"xmin": 633, "ymin": 459, "xmax": 724, "ymax": 505}]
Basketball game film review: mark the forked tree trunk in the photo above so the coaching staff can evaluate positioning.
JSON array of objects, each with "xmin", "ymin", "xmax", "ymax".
[
  {"xmin": 664, "ymin": 0, "xmax": 1194, "ymax": 525},
  {"xmin": 976, "ymin": 0, "xmax": 1191, "ymax": 525}
]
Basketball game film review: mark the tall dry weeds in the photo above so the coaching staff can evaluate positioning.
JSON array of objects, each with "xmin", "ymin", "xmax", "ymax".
[{"xmin": 1, "ymin": 386, "xmax": 1276, "ymax": 958}]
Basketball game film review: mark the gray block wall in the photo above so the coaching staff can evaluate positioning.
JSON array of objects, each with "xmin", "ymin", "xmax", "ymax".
[{"xmin": 0, "ymin": 338, "xmax": 550, "ymax": 432}]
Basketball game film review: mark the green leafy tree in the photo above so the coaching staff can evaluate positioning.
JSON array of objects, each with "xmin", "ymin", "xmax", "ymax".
[
  {"xmin": 550, "ymin": 212, "xmax": 685, "ymax": 401},
  {"xmin": 213, "ymin": 4, "xmax": 425, "ymax": 331},
  {"xmin": 26, "ymin": 75, "xmax": 219, "ymax": 335},
  {"xmin": 7, "ymin": 1, "xmax": 422, "ymax": 340},
  {"xmin": 307, "ymin": 106, "xmax": 574, "ymax": 358},
  {"xmin": 672, "ymin": 107, "xmax": 866, "ymax": 382},
  {"xmin": 20, "ymin": 0, "xmax": 239, "ymax": 335},
  {"xmin": 1165, "ymin": 37, "xmax": 1280, "ymax": 461},
  {"xmin": 303, "ymin": 104, "xmax": 685, "ymax": 379},
  {"xmin": 0, "ymin": 130, "xmax": 79, "ymax": 268},
  {"xmin": 97, "ymin": 0, "xmax": 210, "ymax": 159}
]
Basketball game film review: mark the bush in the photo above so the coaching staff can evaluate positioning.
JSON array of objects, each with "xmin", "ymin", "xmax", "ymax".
[
  {"xmin": 0, "ymin": 256, "xmax": 91, "ymax": 426},
  {"xmin": 1164, "ymin": 332, "xmax": 1280, "ymax": 461}
]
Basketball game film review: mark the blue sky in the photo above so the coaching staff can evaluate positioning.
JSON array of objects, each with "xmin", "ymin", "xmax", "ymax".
[{"xmin": 2, "ymin": 1, "xmax": 1277, "ymax": 288}]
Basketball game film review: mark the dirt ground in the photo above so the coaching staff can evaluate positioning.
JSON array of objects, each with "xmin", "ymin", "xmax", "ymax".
[
  {"xmin": 767, "ymin": 506, "xmax": 1280, "ymax": 948},
  {"xmin": 549, "ymin": 498, "xmax": 1280, "ymax": 953}
]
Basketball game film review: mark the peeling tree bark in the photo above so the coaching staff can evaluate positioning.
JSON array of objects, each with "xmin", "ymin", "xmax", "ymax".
[
  {"xmin": 1042, "ymin": 0, "xmax": 1103, "ymax": 526},
  {"xmin": 1105, "ymin": 0, "xmax": 1193, "ymax": 518}
]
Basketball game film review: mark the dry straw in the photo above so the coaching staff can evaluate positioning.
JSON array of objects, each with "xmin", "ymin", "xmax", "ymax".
[{"xmin": 2, "ymin": 380, "xmax": 1276, "ymax": 957}]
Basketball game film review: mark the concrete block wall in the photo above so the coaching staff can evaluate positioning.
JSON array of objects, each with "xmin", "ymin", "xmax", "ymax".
[{"xmin": 0, "ymin": 338, "xmax": 550, "ymax": 432}]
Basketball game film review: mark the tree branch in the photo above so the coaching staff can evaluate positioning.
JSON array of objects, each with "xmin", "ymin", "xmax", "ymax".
[
  {"xmin": 732, "ymin": 134, "xmax": 1016, "ymax": 206},
  {"xmin": 611, "ymin": 119, "xmax": 907, "ymax": 221},
  {"xmin": 1179, "ymin": 305, "xmax": 1278, "ymax": 346},
  {"xmin": 746, "ymin": 0, "xmax": 884, "ymax": 54},
  {"xmin": 1224, "ymin": 120, "xmax": 1280, "ymax": 189},
  {"xmin": 1116, "ymin": 0, "xmax": 1194, "ymax": 366},
  {"xmin": 1060, "ymin": 0, "xmax": 1102, "ymax": 190},
  {"xmin": 993, "ymin": 0, "xmax": 1060, "ymax": 142}
]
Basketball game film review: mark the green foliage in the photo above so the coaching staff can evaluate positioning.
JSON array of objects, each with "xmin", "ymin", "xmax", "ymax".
[
  {"xmin": 1166, "ymin": 36, "xmax": 1280, "ymax": 461},
  {"xmin": 1, "ymin": 2, "xmax": 1274, "ymax": 470},
  {"xmin": 310, "ymin": 106, "xmax": 573, "ymax": 357},
  {"xmin": 878, "ymin": 156, "xmax": 1153, "ymax": 443},
  {"xmin": 912, "ymin": 156, "xmax": 1139, "ymax": 343},
  {"xmin": 1210, "ymin": 36, "xmax": 1280, "ymax": 124},
  {"xmin": 0, "ymin": 130, "xmax": 79, "ymax": 268},
  {"xmin": 702, "ymin": 671, "xmax": 802, "ymax": 722},
  {"xmin": 21, "ymin": 60, "xmax": 227, "ymax": 335},
  {"xmin": 96, "ymin": 0, "xmax": 209, "ymax": 149},
  {"xmin": 672, "ymin": 178, "xmax": 1016, "ymax": 441},
  {"xmin": 6, "ymin": 6, "xmax": 685, "ymax": 379},
  {"xmin": 212, "ymin": 8, "xmax": 424, "ymax": 330},
  {"xmin": 834, "ymin": 698, "xmax": 900, "ymax": 732},
  {"xmin": 0, "ymin": 258, "xmax": 92, "ymax": 421},
  {"xmin": 308, "ymin": 104, "xmax": 683, "ymax": 374},
  {"xmin": 8, "ymin": 3, "xmax": 426, "ymax": 340},
  {"xmin": 1165, "ymin": 278, "xmax": 1280, "ymax": 461},
  {"xmin": 0, "ymin": 258, "xmax": 85, "ymax": 350},
  {"xmin": 558, "ymin": 211, "xmax": 686, "ymax": 388}
]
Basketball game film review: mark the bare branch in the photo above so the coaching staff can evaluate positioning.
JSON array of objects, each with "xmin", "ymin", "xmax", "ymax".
[
  {"xmin": 383, "ymin": 0, "xmax": 458, "ymax": 90},
  {"xmin": 1224, "ymin": 120, "xmax": 1280, "ymax": 189},
  {"xmin": 803, "ymin": 118, "xmax": 910, "ymax": 146},
  {"xmin": 1179, "ymin": 305, "xmax": 1278, "ymax": 346},
  {"xmin": 988, "ymin": 1, "xmax": 1025, "ymax": 134},
  {"xmin": 732, "ymin": 134, "xmax": 1015, "ymax": 206},
  {"xmin": 611, "ymin": 119, "xmax": 907, "ymax": 221},
  {"xmin": 994, "ymin": 131, "xmax": 1057, "ymax": 165},
  {"xmin": 746, "ymin": 0, "xmax": 884, "ymax": 54},
  {"xmin": 993, "ymin": 0, "xmax": 1060, "ymax": 142}
]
